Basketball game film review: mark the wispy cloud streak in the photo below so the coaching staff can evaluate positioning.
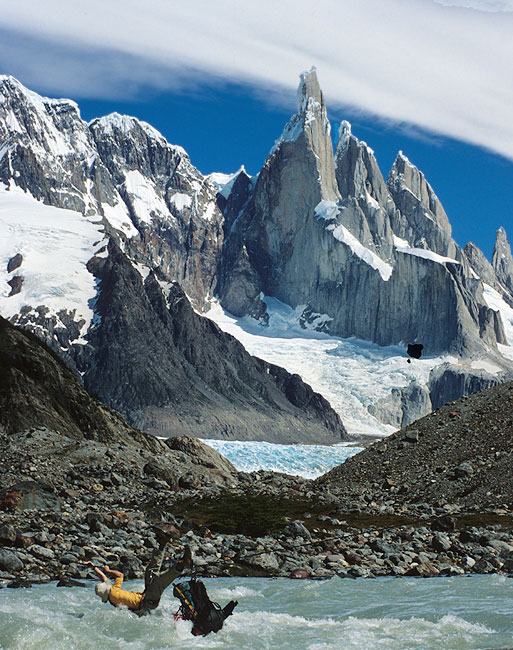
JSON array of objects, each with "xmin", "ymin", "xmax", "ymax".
[{"xmin": 1, "ymin": 0, "xmax": 513, "ymax": 160}]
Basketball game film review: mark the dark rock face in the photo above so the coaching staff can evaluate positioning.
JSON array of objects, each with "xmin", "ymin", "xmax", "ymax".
[
  {"xmin": 7, "ymin": 254, "xmax": 23, "ymax": 273},
  {"xmin": 80, "ymin": 243, "xmax": 346, "ymax": 443},
  {"xmin": 0, "ymin": 316, "xmax": 160, "ymax": 451},
  {"xmin": 7, "ymin": 276, "xmax": 22, "ymax": 296},
  {"xmin": 428, "ymin": 363, "xmax": 509, "ymax": 411}
]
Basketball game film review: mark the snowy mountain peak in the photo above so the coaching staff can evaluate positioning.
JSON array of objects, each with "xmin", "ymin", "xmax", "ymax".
[
  {"xmin": 207, "ymin": 165, "xmax": 251, "ymax": 199},
  {"xmin": 388, "ymin": 150, "xmax": 452, "ymax": 242},
  {"xmin": 90, "ymin": 113, "xmax": 187, "ymax": 157},
  {"xmin": 270, "ymin": 67, "xmax": 332, "ymax": 158},
  {"xmin": 296, "ymin": 66, "xmax": 321, "ymax": 112},
  {"xmin": 337, "ymin": 120, "xmax": 352, "ymax": 149}
]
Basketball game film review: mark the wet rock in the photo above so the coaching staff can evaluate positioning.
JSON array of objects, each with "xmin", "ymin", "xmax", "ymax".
[
  {"xmin": 7, "ymin": 578, "xmax": 32, "ymax": 588},
  {"xmin": 288, "ymin": 568, "xmax": 311, "ymax": 579},
  {"xmin": 56, "ymin": 577, "xmax": 86, "ymax": 587},
  {"xmin": 405, "ymin": 561, "xmax": 440, "ymax": 577}
]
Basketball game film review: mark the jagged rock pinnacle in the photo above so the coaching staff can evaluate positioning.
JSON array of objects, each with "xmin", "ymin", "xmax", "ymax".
[
  {"xmin": 492, "ymin": 227, "xmax": 513, "ymax": 294},
  {"xmin": 296, "ymin": 67, "xmax": 321, "ymax": 112}
]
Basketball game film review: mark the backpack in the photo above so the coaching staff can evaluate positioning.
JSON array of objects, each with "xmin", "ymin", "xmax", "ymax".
[{"xmin": 173, "ymin": 579, "xmax": 235, "ymax": 635}]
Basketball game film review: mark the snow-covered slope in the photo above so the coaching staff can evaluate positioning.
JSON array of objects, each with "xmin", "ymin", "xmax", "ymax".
[
  {"xmin": 207, "ymin": 298, "xmax": 460, "ymax": 437},
  {"xmin": 0, "ymin": 184, "xmax": 107, "ymax": 349}
]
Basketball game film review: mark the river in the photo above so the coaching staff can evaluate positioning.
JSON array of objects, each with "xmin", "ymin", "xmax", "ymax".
[{"xmin": 1, "ymin": 574, "xmax": 512, "ymax": 649}]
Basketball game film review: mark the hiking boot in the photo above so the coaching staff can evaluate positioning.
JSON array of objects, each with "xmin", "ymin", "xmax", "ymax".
[
  {"xmin": 176, "ymin": 544, "xmax": 193, "ymax": 572},
  {"xmin": 152, "ymin": 526, "xmax": 172, "ymax": 547}
]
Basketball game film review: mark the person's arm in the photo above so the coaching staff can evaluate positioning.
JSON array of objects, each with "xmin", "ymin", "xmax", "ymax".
[
  {"xmin": 102, "ymin": 565, "xmax": 124, "ymax": 580},
  {"xmin": 94, "ymin": 566, "xmax": 109, "ymax": 582},
  {"xmin": 80, "ymin": 560, "xmax": 109, "ymax": 582}
]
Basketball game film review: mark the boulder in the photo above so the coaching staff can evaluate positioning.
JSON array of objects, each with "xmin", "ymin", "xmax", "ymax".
[{"xmin": 0, "ymin": 549, "xmax": 23, "ymax": 572}]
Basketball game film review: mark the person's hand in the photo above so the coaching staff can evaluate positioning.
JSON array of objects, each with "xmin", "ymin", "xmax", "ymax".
[{"xmin": 102, "ymin": 565, "xmax": 110, "ymax": 572}]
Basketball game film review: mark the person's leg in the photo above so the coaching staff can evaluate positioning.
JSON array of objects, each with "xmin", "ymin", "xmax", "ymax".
[
  {"xmin": 143, "ymin": 545, "xmax": 192, "ymax": 608},
  {"xmin": 144, "ymin": 545, "xmax": 167, "ymax": 591}
]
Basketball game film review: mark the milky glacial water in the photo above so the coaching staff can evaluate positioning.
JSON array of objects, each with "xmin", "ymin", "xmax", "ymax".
[
  {"xmin": 1, "ymin": 575, "xmax": 512, "ymax": 649},
  {"xmin": 201, "ymin": 439, "xmax": 362, "ymax": 478}
]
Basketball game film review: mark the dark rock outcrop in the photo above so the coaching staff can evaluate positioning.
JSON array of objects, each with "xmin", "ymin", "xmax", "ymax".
[
  {"xmin": 7, "ymin": 254, "xmax": 23, "ymax": 273},
  {"xmin": 0, "ymin": 315, "xmax": 157, "ymax": 449},
  {"xmin": 80, "ymin": 242, "xmax": 346, "ymax": 443}
]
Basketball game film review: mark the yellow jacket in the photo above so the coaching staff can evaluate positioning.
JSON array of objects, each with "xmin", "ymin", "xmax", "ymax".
[{"xmin": 109, "ymin": 576, "xmax": 144, "ymax": 610}]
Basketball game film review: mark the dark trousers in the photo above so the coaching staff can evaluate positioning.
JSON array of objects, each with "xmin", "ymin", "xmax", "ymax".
[{"xmin": 139, "ymin": 546, "xmax": 181, "ymax": 613}]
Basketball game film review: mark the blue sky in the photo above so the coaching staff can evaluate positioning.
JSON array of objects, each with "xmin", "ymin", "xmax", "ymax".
[{"xmin": 1, "ymin": 0, "xmax": 512, "ymax": 258}]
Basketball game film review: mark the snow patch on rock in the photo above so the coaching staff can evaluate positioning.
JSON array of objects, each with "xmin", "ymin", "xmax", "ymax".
[{"xmin": 0, "ymin": 184, "xmax": 107, "ymax": 339}]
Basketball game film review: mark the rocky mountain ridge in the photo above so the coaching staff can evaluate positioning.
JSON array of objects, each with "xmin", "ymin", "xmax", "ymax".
[
  {"xmin": 0, "ymin": 75, "xmax": 346, "ymax": 443},
  {"xmin": 1, "ymin": 72, "xmax": 513, "ymax": 439},
  {"xmin": 218, "ymin": 70, "xmax": 510, "ymax": 359}
]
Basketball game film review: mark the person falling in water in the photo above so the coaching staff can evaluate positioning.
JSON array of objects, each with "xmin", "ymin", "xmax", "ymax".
[
  {"xmin": 87, "ymin": 527, "xmax": 192, "ymax": 615},
  {"xmin": 87, "ymin": 526, "xmax": 238, "ymax": 635}
]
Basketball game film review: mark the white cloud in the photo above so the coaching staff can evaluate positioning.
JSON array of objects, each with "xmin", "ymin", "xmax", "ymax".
[
  {"xmin": 1, "ymin": 0, "xmax": 513, "ymax": 161},
  {"xmin": 435, "ymin": 0, "xmax": 513, "ymax": 10}
]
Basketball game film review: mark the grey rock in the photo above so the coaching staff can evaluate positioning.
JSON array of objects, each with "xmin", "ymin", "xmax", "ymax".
[
  {"xmin": 0, "ymin": 481, "xmax": 61, "ymax": 513},
  {"xmin": 0, "ymin": 524, "xmax": 17, "ymax": 546},
  {"xmin": 488, "ymin": 539, "xmax": 513, "ymax": 555},
  {"xmin": 492, "ymin": 227, "xmax": 513, "ymax": 297},
  {"xmin": 369, "ymin": 380, "xmax": 432, "ymax": 429},
  {"xmin": 404, "ymin": 430, "xmax": 419, "ymax": 443},
  {"xmin": 284, "ymin": 521, "xmax": 312, "ymax": 540},
  {"xmin": 432, "ymin": 533, "xmax": 452, "ymax": 552},
  {"xmin": 0, "ymin": 549, "xmax": 24, "ymax": 572},
  {"xmin": 28, "ymin": 544, "xmax": 55, "ymax": 561},
  {"xmin": 456, "ymin": 462, "xmax": 474, "ymax": 478},
  {"xmin": 243, "ymin": 551, "xmax": 280, "ymax": 572},
  {"xmin": 429, "ymin": 363, "xmax": 511, "ymax": 411}
]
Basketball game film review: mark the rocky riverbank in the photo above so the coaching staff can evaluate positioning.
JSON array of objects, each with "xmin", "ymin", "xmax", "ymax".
[
  {"xmin": 1, "ymin": 423, "xmax": 513, "ymax": 587},
  {"xmin": 2, "ymin": 314, "xmax": 513, "ymax": 588}
]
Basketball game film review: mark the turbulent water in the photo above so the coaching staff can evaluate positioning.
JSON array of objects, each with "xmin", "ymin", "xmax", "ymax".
[
  {"xmin": 1, "ymin": 575, "xmax": 512, "ymax": 649},
  {"xmin": 201, "ymin": 439, "xmax": 362, "ymax": 478}
]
